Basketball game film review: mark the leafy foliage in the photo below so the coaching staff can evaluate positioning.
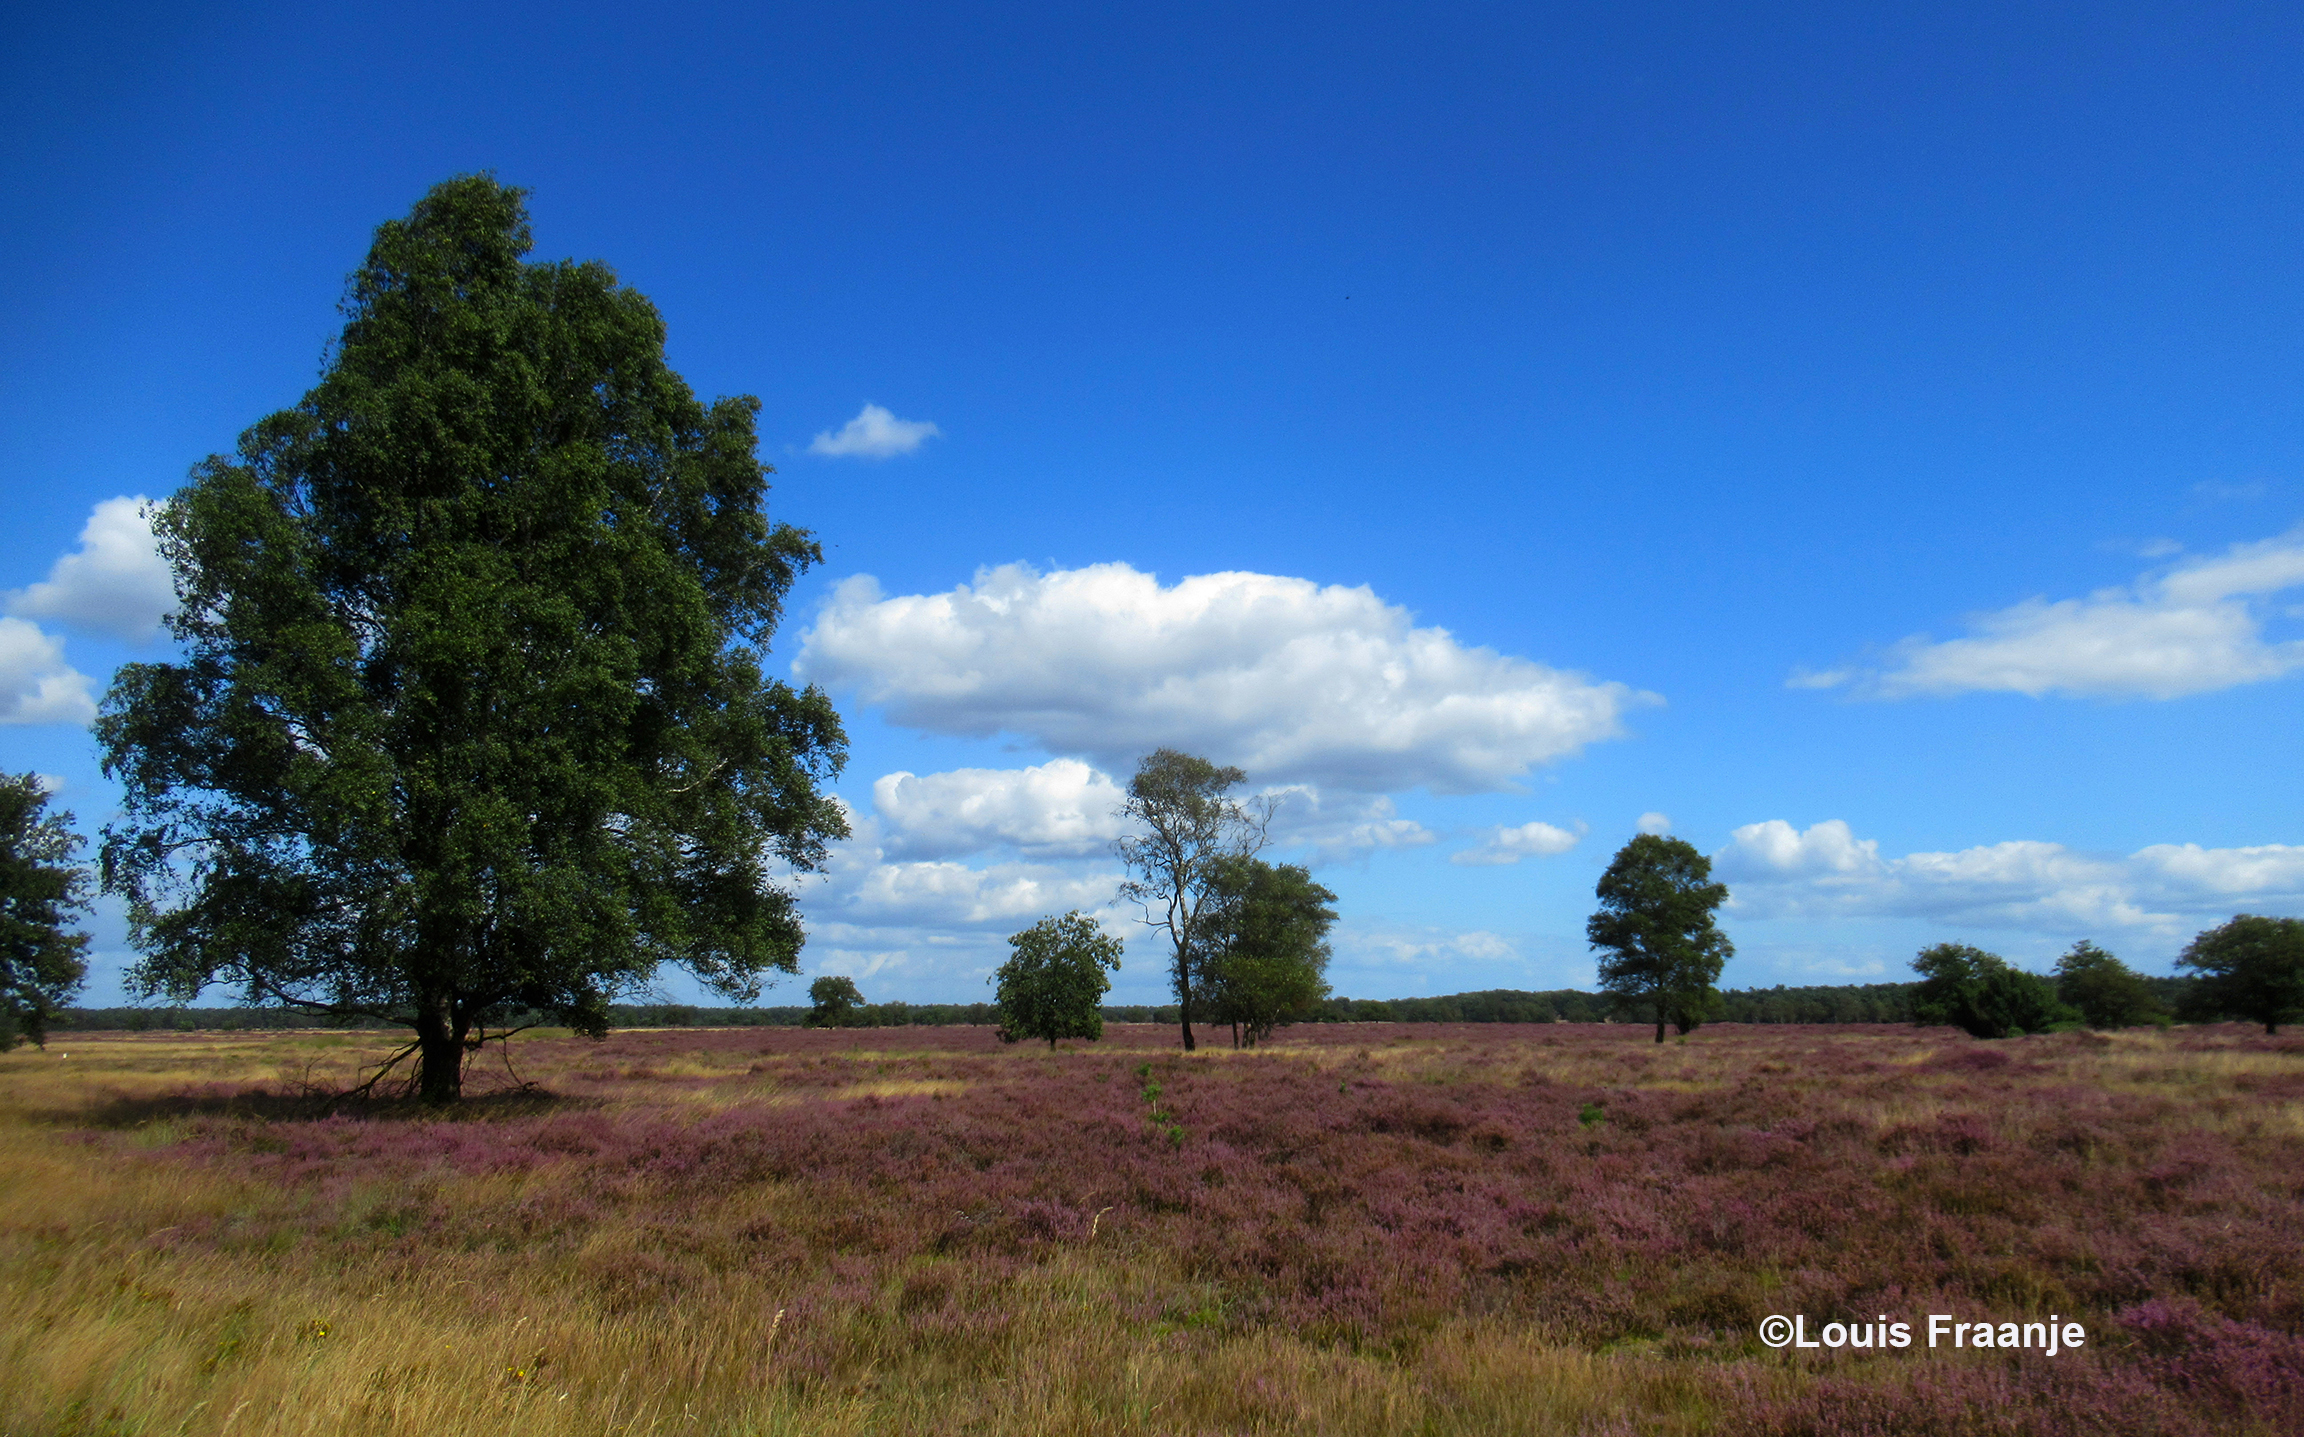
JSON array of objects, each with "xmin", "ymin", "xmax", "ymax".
[
  {"xmin": 96, "ymin": 175, "xmax": 846, "ymax": 1101},
  {"xmin": 2179, "ymin": 914, "xmax": 2304, "ymax": 1035},
  {"xmin": 1586, "ymin": 834, "xmax": 1733, "ymax": 1043},
  {"xmin": 1115, "ymin": 749, "xmax": 1271, "ymax": 1051},
  {"xmin": 1196, "ymin": 858, "xmax": 1335, "ymax": 1046},
  {"xmin": 993, "ymin": 912, "xmax": 1122, "ymax": 1047},
  {"xmin": 0, "ymin": 774, "xmax": 90, "ymax": 1050},
  {"xmin": 2054, "ymin": 940, "xmax": 2166, "ymax": 1029},
  {"xmin": 805, "ymin": 976, "xmax": 865, "ymax": 1028},
  {"xmin": 1910, "ymin": 942, "xmax": 2074, "ymax": 1038}
]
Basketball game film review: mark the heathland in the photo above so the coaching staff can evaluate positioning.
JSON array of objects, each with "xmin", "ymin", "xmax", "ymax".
[{"xmin": 2, "ymin": 1022, "xmax": 2298, "ymax": 1436}]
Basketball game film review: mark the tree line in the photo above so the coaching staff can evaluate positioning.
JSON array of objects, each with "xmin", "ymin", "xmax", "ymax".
[{"xmin": 40, "ymin": 968, "xmax": 2239, "ymax": 1034}]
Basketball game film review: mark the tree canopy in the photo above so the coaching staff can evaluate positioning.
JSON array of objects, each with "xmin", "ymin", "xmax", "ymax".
[
  {"xmin": 2053, "ymin": 940, "xmax": 2164, "ymax": 1029},
  {"xmin": 1115, "ymin": 749, "xmax": 1271, "ymax": 1051},
  {"xmin": 0, "ymin": 774, "xmax": 90, "ymax": 1050},
  {"xmin": 1197, "ymin": 857, "xmax": 1335, "ymax": 1047},
  {"xmin": 97, "ymin": 175, "xmax": 848, "ymax": 1102},
  {"xmin": 805, "ymin": 975, "xmax": 865, "ymax": 1028},
  {"xmin": 993, "ymin": 911, "xmax": 1123, "ymax": 1047},
  {"xmin": 2179, "ymin": 915, "xmax": 2304, "ymax": 1035},
  {"xmin": 1587, "ymin": 834, "xmax": 1733, "ymax": 1044},
  {"xmin": 1909, "ymin": 943, "xmax": 2071, "ymax": 1039}
]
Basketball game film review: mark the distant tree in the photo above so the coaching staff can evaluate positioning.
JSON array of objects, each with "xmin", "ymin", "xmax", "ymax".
[
  {"xmin": 2179, "ymin": 915, "xmax": 2304, "ymax": 1035},
  {"xmin": 1587, "ymin": 835, "xmax": 1733, "ymax": 1043},
  {"xmin": 96, "ymin": 176, "xmax": 847, "ymax": 1104},
  {"xmin": 1198, "ymin": 857, "xmax": 1336, "ymax": 1047},
  {"xmin": 1115, "ymin": 749, "xmax": 1271, "ymax": 1051},
  {"xmin": 993, "ymin": 911, "xmax": 1123, "ymax": 1047},
  {"xmin": 1, "ymin": 775, "xmax": 90, "ymax": 1050},
  {"xmin": 805, "ymin": 976, "xmax": 864, "ymax": 1028},
  {"xmin": 2054, "ymin": 940, "xmax": 2164, "ymax": 1029},
  {"xmin": 1910, "ymin": 943, "xmax": 2072, "ymax": 1038}
]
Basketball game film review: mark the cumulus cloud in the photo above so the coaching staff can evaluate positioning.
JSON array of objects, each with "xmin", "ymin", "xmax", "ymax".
[
  {"xmin": 1450, "ymin": 819, "xmax": 1583, "ymax": 867},
  {"xmin": 798, "ymin": 563, "xmax": 1652, "ymax": 793},
  {"xmin": 0, "ymin": 618, "xmax": 97, "ymax": 725},
  {"xmin": 1715, "ymin": 818, "xmax": 2304, "ymax": 935},
  {"xmin": 808, "ymin": 403, "xmax": 940, "ymax": 459},
  {"xmin": 6, "ymin": 496, "xmax": 175, "ymax": 643},
  {"xmin": 873, "ymin": 759, "xmax": 1127, "ymax": 859},
  {"xmin": 1801, "ymin": 528, "xmax": 2304, "ymax": 699},
  {"xmin": 836, "ymin": 856, "xmax": 1123, "ymax": 930},
  {"xmin": 1636, "ymin": 811, "xmax": 1672, "ymax": 835},
  {"xmin": 1263, "ymin": 786, "xmax": 1438, "ymax": 862},
  {"xmin": 792, "ymin": 808, "xmax": 1125, "ymax": 937}
]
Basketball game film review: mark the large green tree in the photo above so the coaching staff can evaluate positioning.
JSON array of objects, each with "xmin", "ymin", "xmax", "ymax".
[
  {"xmin": 993, "ymin": 911, "xmax": 1123, "ymax": 1047},
  {"xmin": 98, "ymin": 176, "xmax": 847, "ymax": 1102},
  {"xmin": 2179, "ymin": 915, "xmax": 2304, "ymax": 1035},
  {"xmin": 1197, "ymin": 857, "xmax": 1335, "ymax": 1048},
  {"xmin": 1115, "ymin": 749, "xmax": 1271, "ymax": 1051},
  {"xmin": 1587, "ymin": 834, "xmax": 1733, "ymax": 1044},
  {"xmin": 0, "ymin": 774, "xmax": 90, "ymax": 1050}
]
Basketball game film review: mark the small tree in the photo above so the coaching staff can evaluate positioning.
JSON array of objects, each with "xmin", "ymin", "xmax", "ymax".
[
  {"xmin": 1910, "ymin": 943, "xmax": 2071, "ymax": 1038},
  {"xmin": 1115, "ymin": 749, "xmax": 1271, "ymax": 1051},
  {"xmin": 2179, "ymin": 915, "xmax": 2304, "ymax": 1035},
  {"xmin": 1587, "ymin": 834, "xmax": 1733, "ymax": 1043},
  {"xmin": 993, "ymin": 911, "xmax": 1123, "ymax": 1047},
  {"xmin": 1, "ymin": 775, "xmax": 91, "ymax": 1050},
  {"xmin": 2054, "ymin": 940, "xmax": 2164, "ymax": 1029},
  {"xmin": 805, "ymin": 975, "xmax": 864, "ymax": 1028},
  {"xmin": 1198, "ymin": 857, "xmax": 1335, "ymax": 1047}
]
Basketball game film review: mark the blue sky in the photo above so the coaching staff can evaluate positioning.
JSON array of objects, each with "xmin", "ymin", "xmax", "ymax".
[{"xmin": 5, "ymin": 2, "xmax": 2302, "ymax": 1007}]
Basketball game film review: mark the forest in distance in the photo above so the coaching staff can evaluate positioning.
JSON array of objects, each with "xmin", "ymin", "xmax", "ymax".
[{"xmin": 51, "ymin": 976, "xmax": 2196, "ymax": 1034}]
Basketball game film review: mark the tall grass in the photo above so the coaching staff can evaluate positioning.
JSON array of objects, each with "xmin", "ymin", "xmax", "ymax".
[{"xmin": 2, "ymin": 1022, "xmax": 2298, "ymax": 1434}]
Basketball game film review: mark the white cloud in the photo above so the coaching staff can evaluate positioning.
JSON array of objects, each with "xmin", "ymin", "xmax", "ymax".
[
  {"xmin": 1450, "ymin": 819, "xmax": 1583, "ymax": 866},
  {"xmin": 792, "ymin": 808, "xmax": 1126, "ymax": 939},
  {"xmin": 808, "ymin": 403, "xmax": 940, "ymax": 459},
  {"xmin": 2191, "ymin": 479, "xmax": 2268, "ymax": 502},
  {"xmin": 838, "ymin": 856, "xmax": 1123, "ymax": 929},
  {"xmin": 1318, "ymin": 921, "xmax": 1579, "ymax": 994},
  {"xmin": 798, "ymin": 562, "xmax": 1652, "ymax": 793},
  {"xmin": 1715, "ymin": 818, "xmax": 2304, "ymax": 935},
  {"xmin": 0, "ymin": 618, "xmax": 97, "ymax": 725},
  {"xmin": 1334, "ymin": 923, "xmax": 1521, "ymax": 968},
  {"xmin": 872, "ymin": 759, "xmax": 1127, "ymax": 859},
  {"xmin": 1802, "ymin": 527, "xmax": 2304, "ymax": 699},
  {"xmin": 1636, "ymin": 811, "xmax": 1672, "ymax": 835},
  {"xmin": 6, "ymin": 496, "xmax": 175, "ymax": 643},
  {"xmin": 1265, "ymin": 786, "xmax": 1438, "ymax": 862}
]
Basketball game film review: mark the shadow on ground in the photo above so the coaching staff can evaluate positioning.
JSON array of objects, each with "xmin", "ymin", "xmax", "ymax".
[{"xmin": 51, "ymin": 1081, "xmax": 586, "ymax": 1130}]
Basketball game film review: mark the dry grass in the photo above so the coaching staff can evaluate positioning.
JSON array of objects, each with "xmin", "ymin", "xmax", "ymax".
[{"xmin": 1, "ymin": 1022, "xmax": 2297, "ymax": 1435}]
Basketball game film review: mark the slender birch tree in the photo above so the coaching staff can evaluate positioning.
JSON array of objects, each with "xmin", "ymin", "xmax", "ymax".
[{"xmin": 1115, "ymin": 749, "xmax": 1269, "ymax": 1051}]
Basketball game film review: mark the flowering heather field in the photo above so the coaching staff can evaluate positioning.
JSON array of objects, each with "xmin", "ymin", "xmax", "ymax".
[{"xmin": 2, "ymin": 1022, "xmax": 2300, "ymax": 1436}]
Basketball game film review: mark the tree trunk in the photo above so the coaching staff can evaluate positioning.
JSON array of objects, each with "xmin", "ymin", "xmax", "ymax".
[
  {"xmin": 1177, "ymin": 956, "xmax": 1196, "ymax": 1051},
  {"xmin": 416, "ymin": 992, "xmax": 464, "ymax": 1104},
  {"xmin": 1654, "ymin": 994, "xmax": 1667, "ymax": 1044}
]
